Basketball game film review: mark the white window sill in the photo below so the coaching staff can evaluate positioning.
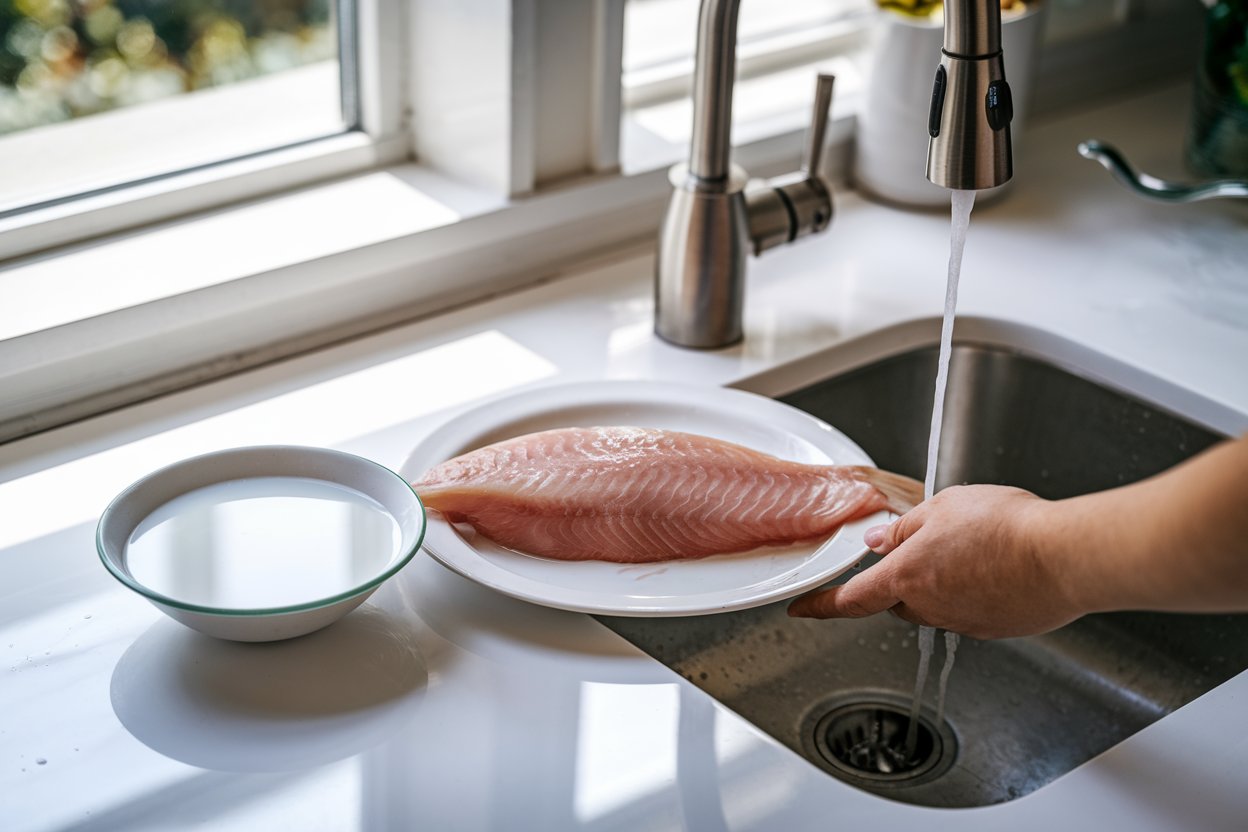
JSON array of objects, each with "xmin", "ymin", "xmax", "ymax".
[
  {"xmin": 2, "ymin": 165, "xmax": 499, "ymax": 344},
  {"xmin": 0, "ymin": 53, "xmax": 866, "ymax": 443}
]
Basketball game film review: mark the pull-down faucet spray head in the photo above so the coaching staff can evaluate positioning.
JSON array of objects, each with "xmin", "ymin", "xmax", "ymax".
[{"xmin": 926, "ymin": 0, "xmax": 1013, "ymax": 191}]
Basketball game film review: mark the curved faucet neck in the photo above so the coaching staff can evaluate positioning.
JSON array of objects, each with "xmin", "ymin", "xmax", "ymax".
[{"xmin": 689, "ymin": 0, "xmax": 742, "ymax": 182}]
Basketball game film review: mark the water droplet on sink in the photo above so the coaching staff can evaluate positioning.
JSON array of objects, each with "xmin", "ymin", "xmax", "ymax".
[
  {"xmin": 901, "ymin": 640, "xmax": 910, "ymax": 648},
  {"xmin": 879, "ymin": 642, "xmax": 890, "ymax": 652},
  {"xmin": 856, "ymin": 638, "xmax": 866, "ymax": 647}
]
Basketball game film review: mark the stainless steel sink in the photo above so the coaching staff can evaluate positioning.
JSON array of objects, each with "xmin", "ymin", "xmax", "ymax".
[{"xmin": 596, "ymin": 343, "xmax": 1247, "ymax": 808}]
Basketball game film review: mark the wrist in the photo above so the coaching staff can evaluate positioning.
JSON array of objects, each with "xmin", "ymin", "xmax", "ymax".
[{"xmin": 1019, "ymin": 496, "xmax": 1107, "ymax": 618}]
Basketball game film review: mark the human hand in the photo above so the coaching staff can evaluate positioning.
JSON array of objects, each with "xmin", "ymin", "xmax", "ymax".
[{"xmin": 787, "ymin": 484, "xmax": 1085, "ymax": 639}]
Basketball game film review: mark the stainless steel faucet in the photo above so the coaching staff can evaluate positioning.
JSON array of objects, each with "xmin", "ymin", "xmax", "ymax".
[
  {"xmin": 654, "ymin": 0, "xmax": 835, "ymax": 349},
  {"xmin": 655, "ymin": 0, "xmax": 1013, "ymax": 349}
]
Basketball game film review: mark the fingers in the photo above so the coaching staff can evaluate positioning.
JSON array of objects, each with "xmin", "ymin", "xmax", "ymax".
[
  {"xmin": 791, "ymin": 502, "xmax": 940, "ymax": 620},
  {"xmin": 788, "ymin": 564, "xmax": 900, "ymax": 619}
]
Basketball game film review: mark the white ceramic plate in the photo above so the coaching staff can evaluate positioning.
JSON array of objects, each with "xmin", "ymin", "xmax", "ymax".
[{"xmin": 400, "ymin": 381, "xmax": 889, "ymax": 616}]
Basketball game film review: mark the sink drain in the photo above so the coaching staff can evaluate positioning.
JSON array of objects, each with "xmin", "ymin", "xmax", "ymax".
[{"xmin": 806, "ymin": 698, "xmax": 956, "ymax": 786}]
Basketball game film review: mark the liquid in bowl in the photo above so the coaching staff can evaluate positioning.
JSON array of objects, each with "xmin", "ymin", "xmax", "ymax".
[{"xmin": 125, "ymin": 476, "xmax": 402, "ymax": 610}]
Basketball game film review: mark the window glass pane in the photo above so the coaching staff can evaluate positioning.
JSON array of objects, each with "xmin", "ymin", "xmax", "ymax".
[
  {"xmin": 0, "ymin": 0, "xmax": 346, "ymax": 214},
  {"xmin": 623, "ymin": 0, "xmax": 871, "ymax": 77}
]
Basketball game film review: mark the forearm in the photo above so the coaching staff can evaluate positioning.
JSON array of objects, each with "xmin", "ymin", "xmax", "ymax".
[{"xmin": 1046, "ymin": 435, "xmax": 1248, "ymax": 614}]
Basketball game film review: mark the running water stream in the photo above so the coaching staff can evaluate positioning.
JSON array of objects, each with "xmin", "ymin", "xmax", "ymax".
[{"xmin": 904, "ymin": 189, "xmax": 976, "ymax": 758}]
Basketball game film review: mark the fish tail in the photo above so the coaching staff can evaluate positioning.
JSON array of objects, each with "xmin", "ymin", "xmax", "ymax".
[{"xmin": 850, "ymin": 467, "xmax": 923, "ymax": 514}]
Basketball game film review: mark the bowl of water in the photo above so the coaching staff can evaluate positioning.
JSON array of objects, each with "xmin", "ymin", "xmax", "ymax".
[{"xmin": 97, "ymin": 446, "xmax": 426, "ymax": 642}]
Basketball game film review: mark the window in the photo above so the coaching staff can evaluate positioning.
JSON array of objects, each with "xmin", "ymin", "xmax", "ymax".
[
  {"xmin": 0, "ymin": 1, "xmax": 350, "ymax": 217},
  {"xmin": 0, "ymin": 0, "xmax": 883, "ymax": 442}
]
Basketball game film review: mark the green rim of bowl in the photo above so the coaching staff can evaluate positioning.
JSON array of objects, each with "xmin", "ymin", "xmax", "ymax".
[{"xmin": 96, "ymin": 447, "xmax": 427, "ymax": 617}]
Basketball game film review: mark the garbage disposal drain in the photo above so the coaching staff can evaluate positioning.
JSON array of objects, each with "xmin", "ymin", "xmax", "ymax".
[{"xmin": 810, "ymin": 701, "xmax": 950, "ymax": 783}]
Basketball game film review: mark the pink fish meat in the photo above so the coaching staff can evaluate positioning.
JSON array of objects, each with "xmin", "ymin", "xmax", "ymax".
[{"xmin": 413, "ymin": 426, "xmax": 922, "ymax": 563}]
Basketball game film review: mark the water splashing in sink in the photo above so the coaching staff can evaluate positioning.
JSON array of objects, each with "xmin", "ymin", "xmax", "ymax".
[
  {"xmin": 906, "ymin": 188, "xmax": 976, "ymax": 756},
  {"xmin": 904, "ymin": 626, "xmax": 936, "ymax": 755},
  {"xmin": 936, "ymin": 629, "xmax": 960, "ymax": 724}
]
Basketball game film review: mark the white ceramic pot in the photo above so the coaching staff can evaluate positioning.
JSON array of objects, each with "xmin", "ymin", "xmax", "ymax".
[{"xmin": 852, "ymin": 2, "xmax": 1048, "ymax": 208}]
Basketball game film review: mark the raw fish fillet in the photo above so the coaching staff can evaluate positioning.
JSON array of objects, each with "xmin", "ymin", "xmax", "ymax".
[{"xmin": 413, "ymin": 427, "xmax": 922, "ymax": 563}]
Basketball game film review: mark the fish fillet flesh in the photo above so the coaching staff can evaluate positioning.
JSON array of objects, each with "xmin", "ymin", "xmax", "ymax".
[{"xmin": 413, "ymin": 426, "xmax": 922, "ymax": 563}]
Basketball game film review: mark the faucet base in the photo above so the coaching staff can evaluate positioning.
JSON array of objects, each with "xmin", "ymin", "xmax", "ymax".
[{"xmin": 654, "ymin": 164, "xmax": 750, "ymax": 349}]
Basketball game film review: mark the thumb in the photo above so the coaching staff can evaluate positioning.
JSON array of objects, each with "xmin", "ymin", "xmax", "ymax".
[{"xmin": 868, "ymin": 504, "xmax": 928, "ymax": 555}]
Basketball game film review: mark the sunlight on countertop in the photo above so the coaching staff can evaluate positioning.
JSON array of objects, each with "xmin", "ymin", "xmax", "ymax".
[{"xmin": 0, "ymin": 330, "xmax": 554, "ymax": 552}]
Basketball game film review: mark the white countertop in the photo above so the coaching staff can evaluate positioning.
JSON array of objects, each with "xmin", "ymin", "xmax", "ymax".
[{"xmin": 2, "ymin": 83, "xmax": 1247, "ymax": 831}]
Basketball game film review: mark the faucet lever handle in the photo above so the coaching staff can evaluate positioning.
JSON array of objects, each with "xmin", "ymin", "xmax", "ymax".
[
  {"xmin": 746, "ymin": 72, "xmax": 836, "ymax": 255},
  {"xmin": 802, "ymin": 73, "xmax": 836, "ymax": 177}
]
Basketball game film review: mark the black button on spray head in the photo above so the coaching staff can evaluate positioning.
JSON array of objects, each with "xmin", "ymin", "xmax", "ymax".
[
  {"xmin": 985, "ymin": 80, "xmax": 1013, "ymax": 131},
  {"xmin": 928, "ymin": 65, "xmax": 947, "ymax": 138}
]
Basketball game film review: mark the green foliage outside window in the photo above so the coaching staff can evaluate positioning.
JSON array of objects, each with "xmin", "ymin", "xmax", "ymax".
[{"xmin": 0, "ymin": 0, "xmax": 334, "ymax": 135}]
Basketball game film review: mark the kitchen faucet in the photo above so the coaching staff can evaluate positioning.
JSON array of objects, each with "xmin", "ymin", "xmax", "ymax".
[{"xmin": 655, "ymin": 0, "xmax": 1014, "ymax": 349}]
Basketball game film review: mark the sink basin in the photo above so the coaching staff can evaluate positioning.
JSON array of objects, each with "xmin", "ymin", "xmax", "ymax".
[{"xmin": 596, "ymin": 339, "xmax": 1248, "ymax": 808}]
